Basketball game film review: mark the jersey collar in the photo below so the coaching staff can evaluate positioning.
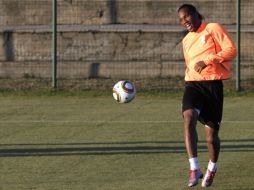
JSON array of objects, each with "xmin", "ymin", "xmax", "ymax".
[{"xmin": 195, "ymin": 22, "xmax": 207, "ymax": 33}]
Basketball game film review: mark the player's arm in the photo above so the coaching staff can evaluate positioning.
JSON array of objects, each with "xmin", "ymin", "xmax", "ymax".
[{"xmin": 203, "ymin": 23, "xmax": 237, "ymax": 65}]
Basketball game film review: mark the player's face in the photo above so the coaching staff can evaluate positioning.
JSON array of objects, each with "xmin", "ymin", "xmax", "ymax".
[{"xmin": 178, "ymin": 8, "xmax": 201, "ymax": 32}]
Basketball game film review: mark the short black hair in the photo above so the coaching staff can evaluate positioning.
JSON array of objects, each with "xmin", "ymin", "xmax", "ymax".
[{"xmin": 178, "ymin": 4, "xmax": 204, "ymax": 20}]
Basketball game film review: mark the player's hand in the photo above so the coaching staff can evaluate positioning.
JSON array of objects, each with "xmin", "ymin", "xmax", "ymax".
[{"xmin": 194, "ymin": 61, "xmax": 207, "ymax": 73}]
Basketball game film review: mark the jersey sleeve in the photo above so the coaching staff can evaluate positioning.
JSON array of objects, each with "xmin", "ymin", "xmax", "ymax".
[{"xmin": 203, "ymin": 24, "xmax": 237, "ymax": 65}]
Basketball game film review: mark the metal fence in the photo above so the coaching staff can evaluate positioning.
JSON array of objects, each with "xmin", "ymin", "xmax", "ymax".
[{"xmin": 0, "ymin": 0, "xmax": 253, "ymax": 91}]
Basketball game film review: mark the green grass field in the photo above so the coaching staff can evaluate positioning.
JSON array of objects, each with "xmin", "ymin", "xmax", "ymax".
[{"xmin": 0, "ymin": 91, "xmax": 253, "ymax": 190}]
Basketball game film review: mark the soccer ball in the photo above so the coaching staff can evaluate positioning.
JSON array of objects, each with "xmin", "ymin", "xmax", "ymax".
[{"xmin": 112, "ymin": 80, "xmax": 136, "ymax": 103}]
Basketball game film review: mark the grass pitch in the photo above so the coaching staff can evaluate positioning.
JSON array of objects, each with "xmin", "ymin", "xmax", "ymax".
[{"xmin": 0, "ymin": 91, "xmax": 253, "ymax": 190}]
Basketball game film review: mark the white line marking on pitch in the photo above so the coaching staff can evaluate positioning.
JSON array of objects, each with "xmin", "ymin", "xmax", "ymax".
[{"xmin": 0, "ymin": 120, "xmax": 254, "ymax": 123}]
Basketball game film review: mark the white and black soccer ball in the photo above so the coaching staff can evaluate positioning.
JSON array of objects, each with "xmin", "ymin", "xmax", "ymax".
[{"xmin": 112, "ymin": 80, "xmax": 136, "ymax": 103}]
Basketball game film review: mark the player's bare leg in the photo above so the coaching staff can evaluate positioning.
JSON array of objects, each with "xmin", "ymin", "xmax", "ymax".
[
  {"xmin": 183, "ymin": 109, "xmax": 203, "ymax": 187},
  {"xmin": 205, "ymin": 125, "xmax": 220, "ymax": 163},
  {"xmin": 202, "ymin": 125, "xmax": 220, "ymax": 187},
  {"xmin": 183, "ymin": 109, "xmax": 199, "ymax": 158}
]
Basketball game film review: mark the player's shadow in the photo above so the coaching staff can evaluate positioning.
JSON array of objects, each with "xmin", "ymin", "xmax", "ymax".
[{"xmin": 0, "ymin": 139, "xmax": 254, "ymax": 157}]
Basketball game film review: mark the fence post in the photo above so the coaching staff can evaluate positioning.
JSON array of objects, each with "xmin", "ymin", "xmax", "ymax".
[
  {"xmin": 236, "ymin": 0, "xmax": 241, "ymax": 91},
  {"xmin": 52, "ymin": 0, "xmax": 57, "ymax": 88}
]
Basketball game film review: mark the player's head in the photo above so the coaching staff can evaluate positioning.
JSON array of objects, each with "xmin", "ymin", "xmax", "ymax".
[{"xmin": 177, "ymin": 4, "xmax": 203, "ymax": 32}]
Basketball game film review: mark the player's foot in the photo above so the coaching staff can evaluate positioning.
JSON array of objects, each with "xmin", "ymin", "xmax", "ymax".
[
  {"xmin": 188, "ymin": 169, "xmax": 203, "ymax": 187},
  {"xmin": 202, "ymin": 169, "xmax": 216, "ymax": 187}
]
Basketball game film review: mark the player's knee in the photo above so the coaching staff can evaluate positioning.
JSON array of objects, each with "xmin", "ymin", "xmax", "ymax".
[
  {"xmin": 183, "ymin": 109, "xmax": 198, "ymax": 123},
  {"xmin": 206, "ymin": 135, "xmax": 214, "ymax": 144},
  {"xmin": 206, "ymin": 134, "xmax": 220, "ymax": 145}
]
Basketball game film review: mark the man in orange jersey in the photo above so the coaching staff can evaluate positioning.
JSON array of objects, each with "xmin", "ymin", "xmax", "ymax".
[{"xmin": 177, "ymin": 4, "xmax": 236, "ymax": 187}]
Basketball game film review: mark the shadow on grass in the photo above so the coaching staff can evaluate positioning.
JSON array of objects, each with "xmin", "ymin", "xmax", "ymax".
[{"xmin": 0, "ymin": 139, "xmax": 253, "ymax": 157}]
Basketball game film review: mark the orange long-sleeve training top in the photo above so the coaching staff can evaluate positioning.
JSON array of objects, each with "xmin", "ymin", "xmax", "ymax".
[{"xmin": 182, "ymin": 22, "xmax": 237, "ymax": 81}]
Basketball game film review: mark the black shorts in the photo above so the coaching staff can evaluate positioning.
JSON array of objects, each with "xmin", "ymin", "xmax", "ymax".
[{"xmin": 182, "ymin": 80, "xmax": 224, "ymax": 130}]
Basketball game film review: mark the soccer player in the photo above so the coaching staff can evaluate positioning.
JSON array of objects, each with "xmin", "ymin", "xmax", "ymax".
[{"xmin": 177, "ymin": 4, "xmax": 237, "ymax": 187}]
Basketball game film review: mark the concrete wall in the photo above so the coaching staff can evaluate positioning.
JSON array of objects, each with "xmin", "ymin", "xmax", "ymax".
[
  {"xmin": 0, "ymin": 0, "xmax": 253, "ymax": 81},
  {"xmin": 1, "ymin": 0, "xmax": 254, "ymax": 25},
  {"xmin": 1, "ymin": 30, "xmax": 253, "ymax": 79},
  {"xmin": 3, "ymin": 30, "xmax": 254, "ymax": 63}
]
